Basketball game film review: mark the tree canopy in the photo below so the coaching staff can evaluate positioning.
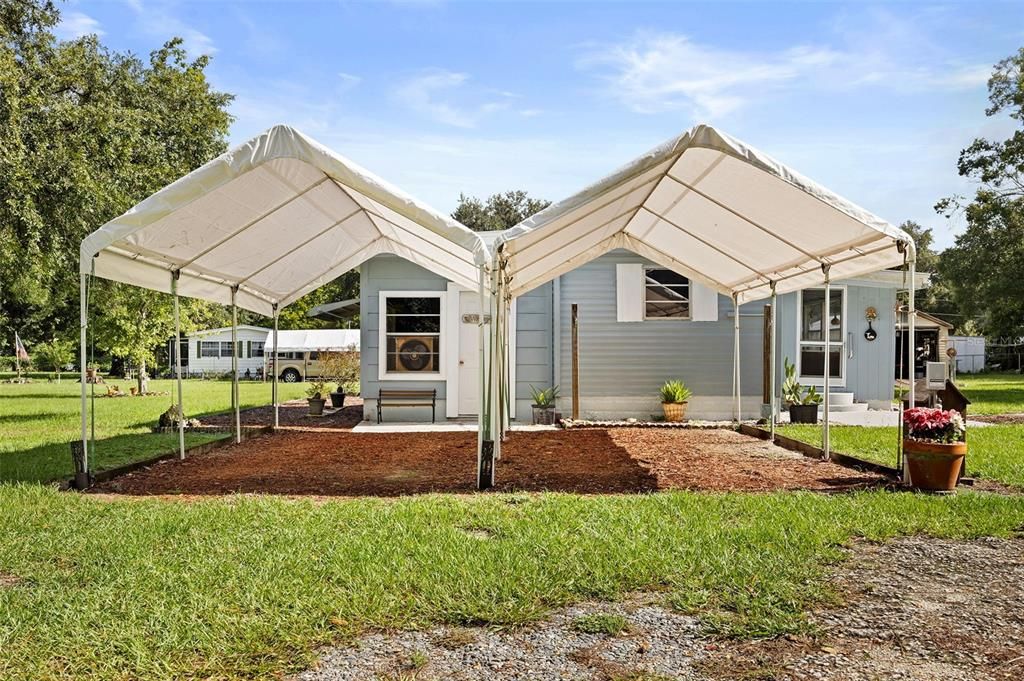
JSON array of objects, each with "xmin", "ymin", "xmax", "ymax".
[
  {"xmin": 1, "ymin": 0, "xmax": 233, "ymax": 352},
  {"xmin": 936, "ymin": 47, "xmax": 1024, "ymax": 340},
  {"xmin": 452, "ymin": 190, "xmax": 550, "ymax": 231}
]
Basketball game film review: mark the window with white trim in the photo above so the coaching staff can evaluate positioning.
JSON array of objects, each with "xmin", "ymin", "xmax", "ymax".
[
  {"xmin": 381, "ymin": 294, "xmax": 442, "ymax": 375},
  {"xmin": 799, "ymin": 288, "xmax": 844, "ymax": 380},
  {"xmin": 644, "ymin": 268, "xmax": 690, "ymax": 319},
  {"xmin": 199, "ymin": 341, "xmax": 220, "ymax": 358}
]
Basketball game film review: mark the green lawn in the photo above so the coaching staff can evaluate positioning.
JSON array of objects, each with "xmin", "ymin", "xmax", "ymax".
[
  {"xmin": 0, "ymin": 379, "xmax": 306, "ymax": 483},
  {"xmin": 956, "ymin": 372, "xmax": 1024, "ymax": 415},
  {"xmin": 0, "ymin": 486, "xmax": 1022, "ymax": 680},
  {"xmin": 777, "ymin": 424, "xmax": 1024, "ymax": 488}
]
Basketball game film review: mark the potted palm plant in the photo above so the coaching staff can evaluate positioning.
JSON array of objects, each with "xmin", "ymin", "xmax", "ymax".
[
  {"xmin": 782, "ymin": 359, "xmax": 821, "ymax": 424},
  {"xmin": 903, "ymin": 407, "xmax": 967, "ymax": 492},
  {"xmin": 306, "ymin": 380, "xmax": 327, "ymax": 416},
  {"xmin": 529, "ymin": 384, "xmax": 560, "ymax": 425},
  {"xmin": 660, "ymin": 379, "xmax": 692, "ymax": 422}
]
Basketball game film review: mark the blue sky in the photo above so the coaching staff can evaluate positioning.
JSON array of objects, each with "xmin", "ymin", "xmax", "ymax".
[{"xmin": 57, "ymin": 1, "xmax": 1023, "ymax": 248}]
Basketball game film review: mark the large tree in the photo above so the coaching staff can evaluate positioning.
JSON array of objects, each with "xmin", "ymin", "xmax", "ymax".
[
  {"xmin": 452, "ymin": 190, "xmax": 550, "ymax": 231},
  {"xmin": 937, "ymin": 47, "xmax": 1024, "ymax": 340},
  {"xmin": 0, "ymin": 1, "xmax": 233, "ymax": 351}
]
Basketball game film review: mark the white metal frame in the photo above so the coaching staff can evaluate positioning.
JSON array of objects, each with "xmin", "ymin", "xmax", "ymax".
[
  {"xmin": 377, "ymin": 290, "xmax": 446, "ymax": 382},
  {"xmin": 796, "ymin": 285, "xmax": 848, "ymax": 387}
]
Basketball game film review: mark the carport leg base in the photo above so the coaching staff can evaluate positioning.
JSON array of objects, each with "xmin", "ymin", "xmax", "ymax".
[{"xmin": 478, "ymin": 440, "xmax": 495, "ymax": 490}]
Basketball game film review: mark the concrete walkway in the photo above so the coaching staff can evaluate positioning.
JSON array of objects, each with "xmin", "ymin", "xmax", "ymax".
[
  {"xmin": 777, "ymin": 409, "xmax": 991, "ymax": 428},
  {"xmin": 352, "ymin": 421, "xmax": 557, "ymax": 433}
]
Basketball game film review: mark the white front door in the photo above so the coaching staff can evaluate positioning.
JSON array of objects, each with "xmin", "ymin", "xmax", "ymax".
[{"xmin": 458, "ymin": 291, "xmax": 481, "ymax": 415}]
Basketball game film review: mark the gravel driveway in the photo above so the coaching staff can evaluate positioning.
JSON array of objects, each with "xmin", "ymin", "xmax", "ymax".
[{"xmin": 295, "ymin": 535, "xmax": 1024, "ymax": 680}]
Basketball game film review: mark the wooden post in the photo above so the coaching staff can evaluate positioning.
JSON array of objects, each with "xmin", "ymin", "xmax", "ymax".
[{"xmin": 571, "ymin": 303, "xmax": 579, "ymax": 420}]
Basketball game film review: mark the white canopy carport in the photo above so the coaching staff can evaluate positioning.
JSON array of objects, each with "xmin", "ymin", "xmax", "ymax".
[
  {"xmin": 475, "ymin": 124, "xmax": 918, "ymax": 489},
  {"xmin": 77, "ymin": 125, "xmax": 487, "ymax": 478},
  {"xmin": 264, "ymin": 329, "xmax": 360, "ymax": 353}
]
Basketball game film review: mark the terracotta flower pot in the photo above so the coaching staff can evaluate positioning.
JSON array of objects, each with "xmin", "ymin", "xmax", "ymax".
[
  {"xmin": 662, "ymin": 401, "xmax": 688, "ymax": 422},
  {"xmin": 904, "ymin": 439, "xmax": 966, "ymax": 492}
]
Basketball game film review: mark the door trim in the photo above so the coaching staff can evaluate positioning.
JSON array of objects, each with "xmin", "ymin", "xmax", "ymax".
[{"xmin": 446, "ymin": 283, "xmax": 517, "ymax": 420}]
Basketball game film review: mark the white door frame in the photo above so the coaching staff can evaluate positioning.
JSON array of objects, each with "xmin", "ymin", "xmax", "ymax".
[{"xmin": 446, "ymin": 282, "xmax": 516, "ymax": 419}]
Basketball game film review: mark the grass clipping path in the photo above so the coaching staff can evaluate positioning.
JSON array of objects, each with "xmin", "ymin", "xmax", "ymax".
[{"xmin": 1, "ymin": 487, "xmax": 1023, "ymax": 680}]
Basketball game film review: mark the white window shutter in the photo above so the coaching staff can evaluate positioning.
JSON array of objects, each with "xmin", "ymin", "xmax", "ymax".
[
  {"xmin": 690, "ymin": 281, "xmax": 719, "ymax": 321},
  {"xmin": 616, "ymin": 263, "xmax": 643, "ymax": 322}
]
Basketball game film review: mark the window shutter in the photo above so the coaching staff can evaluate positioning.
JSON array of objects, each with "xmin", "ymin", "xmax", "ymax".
[
  {"xmin": 616, "ymin": 263, "xmax": 643, "ymax": 322},
  {"xmin": 690, "ymin": 281, "xmax": 719, "ymax": 322}
]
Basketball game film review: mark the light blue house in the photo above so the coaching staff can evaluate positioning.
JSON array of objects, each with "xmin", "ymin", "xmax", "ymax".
[{"xmin": 359, "ymin": 227, "xmax": 924, "ymax": 423}]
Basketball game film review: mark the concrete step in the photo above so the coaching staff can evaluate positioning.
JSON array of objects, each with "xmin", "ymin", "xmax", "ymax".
[
  {"xmin": 819, "ymin": 401, "xmax": 869, "ymax": 413},
  {"xmin": 826, "ymin": 392, "xmax": 855, "ymax": 406}
]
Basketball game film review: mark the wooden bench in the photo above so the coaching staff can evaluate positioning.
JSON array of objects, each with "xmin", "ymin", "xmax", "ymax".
[{"xmin": 377, "ymin": 389, "xmax": 437, "ymax": 423}]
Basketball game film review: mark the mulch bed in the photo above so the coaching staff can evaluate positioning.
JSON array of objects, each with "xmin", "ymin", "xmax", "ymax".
[
  {"xmin": 973, "ymin": 412, "xmax": 1024, "ymax": 425},
  {"xmin": 198, "ymin": 397, "xmax": 364, "ymax": 431},
  {"xmin": 91, "ymin": 427, "xmax": 888, "ymax": 497}
]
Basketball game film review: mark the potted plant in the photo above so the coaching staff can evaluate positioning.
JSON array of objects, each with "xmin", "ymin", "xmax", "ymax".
[
  {"xmin": 319, "ymin": 346, "xmax": 360, "ymax": 409},
  {"xmin": 903, "ymin": 406, "xmax": 967, "ymax": 492},
  {"xmin": 782, "ymin": 358, "xmax": 821, "ymax": 423},
  {"xmin": 660, "ymin": 379, "xmax": 692, "ymax": 422},
  {"xmin": 529, "ymin": 384, "xmax": 560, "ymax": 425},
  {"xmin": 306, "ymin": 380, "xmax": 327, "ymax": 416}
]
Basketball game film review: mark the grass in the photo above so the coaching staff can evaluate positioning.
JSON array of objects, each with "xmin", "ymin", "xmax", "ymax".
[
  {"xmin": 0, "ymin": 487, "xmax": 1023, "ymax": 680},
  {"xmin": 573, "ymin": 613, "xmax": 630, "ymax": 635},
  {"xmin": 777, "ymin": 424, "xmax": 1024, "ymax": 488},
  {"xmin": 0, "ymin": 379, "xmax": 306, "ymax": 483},
  {"xmin": 956, "ymin": 372, "xmax": 1024, "ymax": 415}
]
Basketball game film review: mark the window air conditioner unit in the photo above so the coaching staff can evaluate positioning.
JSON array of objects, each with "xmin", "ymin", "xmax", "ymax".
[
  {"xmin": 395, "ymin": 336, "xmax": 436, "ymax": 372},
  {"xmin": 926, "ymin": 361, "xmax": 947, "ymax": 391}
]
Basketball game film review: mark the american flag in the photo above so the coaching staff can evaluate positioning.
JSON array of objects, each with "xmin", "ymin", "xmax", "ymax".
[{"xmin": 14, "ymin": 332, "xmax": 29, "ymax": 361}]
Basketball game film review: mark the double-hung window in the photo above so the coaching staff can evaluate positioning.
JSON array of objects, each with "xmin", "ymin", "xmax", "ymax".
[
  {"xmin": 799, "ymin": 288, "xmax": 845, "ymax": 381},
  {"xmin": 644, "ymin": 268, "xmax": 690, "ymax": 319},
  {"xmin": 380, "ymin": 293, "xmax": 442, "ymax": 377},
  {"xmin": 199, "ymin": 341, "xmax": 220, "ymax": 358}
]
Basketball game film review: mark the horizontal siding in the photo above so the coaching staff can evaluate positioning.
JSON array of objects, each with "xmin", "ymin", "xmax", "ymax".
[
  {"xmin": 557, "ymin": 251, "xmax": 763, "ymax": 416},
  {"xmin": 775, "ymin": 283, "xmax": 896, "ymax": 404},
  {"xmin": 360, "ymin": 256, "xmax": 450, "ymax": 420},
  {"xmin": 514, "ymin": 282, "xmax": 554, "ymax": 420}
]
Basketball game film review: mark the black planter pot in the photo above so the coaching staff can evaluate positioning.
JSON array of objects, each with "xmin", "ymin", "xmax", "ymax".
[
  {"xmin": 789, "ymin": 403, "xmax": 818, "ymax": 424},
  {"xmin": 329, "ymin": 391, "xmax": 345, "ymax": 409},
  {"xmin": 307, "ymin": 398, "xmax": 326, "ymax": 416}
]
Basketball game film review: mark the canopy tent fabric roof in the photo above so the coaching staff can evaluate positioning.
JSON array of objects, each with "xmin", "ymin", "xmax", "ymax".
[
  {"xmin": 264, "ymin": 328, "xmax": 360, "ymax": 352},
  {"xmin": 491, "ymin": 124, "xmax": 913, "ymax": 303},
  {"xmin": 80, "ymin": 125, "xmax": 488, "ymax": 316}
]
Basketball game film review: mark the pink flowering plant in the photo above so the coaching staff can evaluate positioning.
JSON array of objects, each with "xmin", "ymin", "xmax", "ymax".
[{"xmin": 903, "ymin": 407, "xmax": 966, "ymax": 444}]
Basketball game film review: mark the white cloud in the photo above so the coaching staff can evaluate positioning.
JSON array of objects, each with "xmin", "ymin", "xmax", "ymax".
[
  {"xmin": 125, "ymin": 0, "xmax": 216, "ymax": 57},
  {"xmin": 338, "ymin": 72, "xmax": 362, "ymax": 91},
  {"xmin": 580, "ymin": 25, "xmax": 991, "ymax": 117},
  {"xmin": 394, "ymin": 69, "xmax": 511, "ymax": 128},
  {"xmin": 55, "ymin": 11, "xmax": 104, "ymax": 40}
]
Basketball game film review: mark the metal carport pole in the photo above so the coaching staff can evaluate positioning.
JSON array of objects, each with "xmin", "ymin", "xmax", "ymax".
[
  {"xmin": 79, "ymin": 271, "xmax": 89, "ymax": 477},
  {"xmin": 769, "ymin": 281, "xmax": 777, "ymax": 441},
  {"xmin": 172, "ymin": 271, "xmax": 186, "ymax": 459},
  {"xmin": 904, "ymin": 244, "xmax": 917, "ymax": 482},
  {"xmin": 231, "ymin": 286, "xmax": 241, "ymax": 444},
  {"xmin": 733, "ymin": 294, "xmax": 741, "ymax": 422},
  {"xmin": 272, "ymin": 304, "xmax": 279, "ymax": 429},
  {"xmin": 822, "ymin": 265, "xmax": 832, "ymax": 460}
]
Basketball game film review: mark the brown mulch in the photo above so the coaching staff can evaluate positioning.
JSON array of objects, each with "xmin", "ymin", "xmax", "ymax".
[
  {"xmin": 197, "ymin": 397, "xmax": 364, "ymax": 431},
  {"xmin": 973, "ymin": 412, "xmax": 1024, "ymax": 424},
  {"xmin": 91, "ymin": 427, "xmax": 888, "ymax": 497}
]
